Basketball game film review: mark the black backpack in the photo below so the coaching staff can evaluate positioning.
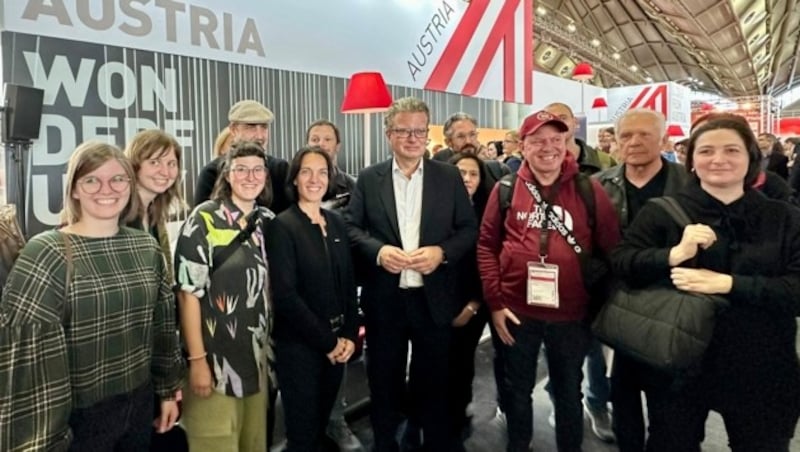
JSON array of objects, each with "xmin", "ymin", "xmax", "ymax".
[
  {"xmin": 496, "ymin": 172, "xmax": 610, "ymax": 319},
  {"xmin": 497, "ymin": 172, "xmax": 596, "ymax": 232}
]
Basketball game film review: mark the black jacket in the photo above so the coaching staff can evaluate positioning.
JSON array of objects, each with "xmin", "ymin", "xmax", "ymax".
[
  {"xmin": 611, "ymin": 182, "xmax": 800, "ymax": 429},
  {"xmin": 193, "ymin": 155, "xmax": 291, "ymax": 213},
  {"xmin": 766, "ymin": 152, "xmax": 789, "ymax": 180},
  {"xmin": 266, "ymin": 205, "xmax": 358, "ymax": 352},
  {"xmin": 595, "ymin": 159, "xmax": 688, "ymax": 233},
  {"xmin": 344, "ymin": 158, "xmax": 478, "ymax": 326}
]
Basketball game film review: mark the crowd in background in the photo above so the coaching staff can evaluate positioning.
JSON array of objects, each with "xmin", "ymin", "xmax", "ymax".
[{"xmin": 0, "ymin": 97, "xmax": 798, "ymax": 452}]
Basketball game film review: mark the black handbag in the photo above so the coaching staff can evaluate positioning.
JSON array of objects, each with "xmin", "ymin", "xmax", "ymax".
[{"xmin": 591, "ymin": 197, "xmax": 729, "ymax": 373}]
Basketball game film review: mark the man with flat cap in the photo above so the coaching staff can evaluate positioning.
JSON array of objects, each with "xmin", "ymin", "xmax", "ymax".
[
  {"xmin": 193, "ymin": 99, "xmax": 290, "ymax": 213},
  {"xmin": 477, "ymin": 110, "xmax": 620, "ymax": 452}
]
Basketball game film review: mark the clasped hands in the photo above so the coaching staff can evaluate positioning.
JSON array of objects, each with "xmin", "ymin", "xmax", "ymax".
[
  {"xmin": 326, "ymin": 337, "xmax": 355, "ymax": 365},
  {"xmin": 378, "ymin": 245, "xmax": 444, "ymax": 275},
  {"xmin": 668, "ymin": 223, "xmax": 732, "ymax": 295}
]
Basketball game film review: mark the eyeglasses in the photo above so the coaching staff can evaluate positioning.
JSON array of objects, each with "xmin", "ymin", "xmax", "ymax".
[
  {"xmin": 452, "ymin": 131, "xmax": 479, "ymax": 141},
  {"xmin": 391, "ymin": 128, "xmax": 429, "ymax": 139},
  {"xmin": 78, "ymin": 175, "xmax": 131, "ymax": 194},
  {"xmin": 231, "ymin": 166, "xmax": 268, "ymax": 179}
]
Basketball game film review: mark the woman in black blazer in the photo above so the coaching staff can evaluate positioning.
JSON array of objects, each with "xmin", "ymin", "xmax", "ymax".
[{"xmin": 266, "ymin": 146, "xmax": 358, "ymax": 452}]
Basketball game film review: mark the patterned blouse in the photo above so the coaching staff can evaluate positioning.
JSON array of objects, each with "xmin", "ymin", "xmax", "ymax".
[
  {"xmin": 175, "ymin": 199, "xmax": 274, "ymax": 398},
  {"xmin": 0, "ymin": 228, "xmax": 182, "ymax": 451}
]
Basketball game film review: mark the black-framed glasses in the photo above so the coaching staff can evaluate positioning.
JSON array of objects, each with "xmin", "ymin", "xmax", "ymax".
[
  {"xmin": 231, "ymin": 165, "xmax": 268, "ymax": 179},
  {"xmin": 391, "ymin": 128, "xmax": 429, "ymax": 139},
  {"xmin": 78, "ymin": 175, "xmax": 131, "ymax": 194}
]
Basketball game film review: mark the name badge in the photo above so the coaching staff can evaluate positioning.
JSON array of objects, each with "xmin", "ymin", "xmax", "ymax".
[{"xmin": 527, "ymin": 261, "xmax": 559, "ymax": 308}]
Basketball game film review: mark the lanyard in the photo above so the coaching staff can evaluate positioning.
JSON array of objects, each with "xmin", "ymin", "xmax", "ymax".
[{"xmin": 523, "ymin": 180, "xmax": 585, "ymax": 262}]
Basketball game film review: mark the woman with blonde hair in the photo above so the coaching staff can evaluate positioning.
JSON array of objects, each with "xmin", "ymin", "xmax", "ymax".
[
  {"xmin": 0, "ymin": 141, "xmax": 183, "ymax": 451},
  {"xmin": 214, "ymin": 128, "xmax": 233, "ymax": 157}
]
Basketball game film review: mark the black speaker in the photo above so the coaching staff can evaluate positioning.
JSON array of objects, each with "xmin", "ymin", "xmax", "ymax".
[{"xmin": 3, "ymin": 84, "xmax": 44, "ymax": 143}]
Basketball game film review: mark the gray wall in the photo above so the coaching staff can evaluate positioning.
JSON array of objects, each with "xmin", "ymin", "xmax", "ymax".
[{"xmin": 2, "ymin": 31, "xmax": 524, "ymax": 234}]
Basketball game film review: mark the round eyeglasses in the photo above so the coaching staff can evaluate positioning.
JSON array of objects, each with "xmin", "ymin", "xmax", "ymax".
[{"xmin": 77, "ymin": 175, "xmax": 131, "ymax": 194}]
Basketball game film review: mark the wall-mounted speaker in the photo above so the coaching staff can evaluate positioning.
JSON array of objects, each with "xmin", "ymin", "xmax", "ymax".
[{"xmin": 3, "ymin": 84, "xmax": 44, "ymax": 143}]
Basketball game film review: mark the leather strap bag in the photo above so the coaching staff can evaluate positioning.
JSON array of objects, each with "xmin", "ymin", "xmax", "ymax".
[{"xmin": 591, "ymin": 197, "xmax": 729, "ymax": 373}]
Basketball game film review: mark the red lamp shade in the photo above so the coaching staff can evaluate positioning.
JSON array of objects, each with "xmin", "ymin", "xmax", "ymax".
[
  {"xmin": 667, "ymin": 124, "xmax": 685, "ymax": 137},
  {"xmin": 341, "ymin": 72, "xmax": 393, "ymax": 113},
  {"xmin": 572, "ymin": 62, "xmax": 594, "ymax": 81},
  {"xmin": 591, "ymin": 97, "xmax": 608, "ymax": 109}
]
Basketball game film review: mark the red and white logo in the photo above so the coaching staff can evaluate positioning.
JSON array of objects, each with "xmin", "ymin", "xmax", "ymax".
[
  {"xmin": 425, "ymin": 0, "xmax": 532, "ymax": 104},
  {"xmin": 629, "ymin": 84, "xmax": 668, "ymax": 116}
]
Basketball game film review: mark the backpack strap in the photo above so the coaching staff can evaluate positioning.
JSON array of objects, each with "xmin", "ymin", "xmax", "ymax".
[
  {"xmin": 61, "ymin": 232, "xmax": 73, "ymax": 325},
  {"xmin": 497, "ymin": 173, "xmax": 518, "ymax": 238},
  {"xmin": 650, "ymin": 196, "xmax": 692, "ymax": 227},
  {"xmin": 211, "ymin": 210, "xmax": 265, "ymax": 275},
  {"xmin": 575, "ymin": 174, "xmax": 596, "ymax": 231}
]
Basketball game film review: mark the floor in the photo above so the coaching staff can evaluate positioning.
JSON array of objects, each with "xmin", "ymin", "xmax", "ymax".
[{"xmin": 272, "ymin": 332, "xmax": 800, "ymax": 451}]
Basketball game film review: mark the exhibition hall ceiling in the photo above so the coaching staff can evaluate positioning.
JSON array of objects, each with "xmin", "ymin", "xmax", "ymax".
[{"xmin": 533, "ymin": 0, "xmax": 799, "ymax": 97}]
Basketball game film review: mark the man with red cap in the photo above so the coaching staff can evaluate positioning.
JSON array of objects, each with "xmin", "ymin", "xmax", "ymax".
[{"xmin": 477, "ymin": 110, "xmax": 620, "ymax": 452}]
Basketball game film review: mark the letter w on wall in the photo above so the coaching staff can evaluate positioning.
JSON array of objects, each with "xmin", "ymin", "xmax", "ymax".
[{"xmin": 425, "ymin": 0, "xmax": 532, "ymax": 104}]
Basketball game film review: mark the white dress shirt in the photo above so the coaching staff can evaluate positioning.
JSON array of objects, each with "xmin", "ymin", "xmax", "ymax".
[{"xmin": 391, "ymin": 158, "xmax": 424, "ymax": 288}]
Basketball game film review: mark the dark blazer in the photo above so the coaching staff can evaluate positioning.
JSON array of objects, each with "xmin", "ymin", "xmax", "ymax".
[
  {"xmin": 766, "ymin": 152, "xmax": 789, "ymax": 180},
  {"xmin": 345, "ymin": 158, "xmax": 478, "ymax": 326},
  {"xmin": 266, "ymin": 205, "xmax": 358, "ymax": 353}
]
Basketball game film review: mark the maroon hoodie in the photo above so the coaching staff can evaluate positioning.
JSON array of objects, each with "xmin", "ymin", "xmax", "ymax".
[{"xmin": 477, "ymin": 152, "xmax": 620, "ymax": 322}]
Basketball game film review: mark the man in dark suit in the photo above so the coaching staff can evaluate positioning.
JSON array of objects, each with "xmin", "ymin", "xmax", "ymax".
[
  {"xmin": 758, "ymin": 132, "xmax": 789, "ymax": 179},
  {"xmin": 345, "ymin": 97, "xmax": 478, "ymax": 452}
]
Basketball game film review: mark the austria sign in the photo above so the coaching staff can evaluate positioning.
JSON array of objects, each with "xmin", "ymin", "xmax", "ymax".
[{"xmin": 5, "ymin": 0, "xmax": 532, "ymax": 103}]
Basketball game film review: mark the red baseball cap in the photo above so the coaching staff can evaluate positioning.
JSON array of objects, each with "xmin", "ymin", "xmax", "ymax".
[{"xmin": 519, "ymin": 110, "xmax": 569, "ymax": 138}]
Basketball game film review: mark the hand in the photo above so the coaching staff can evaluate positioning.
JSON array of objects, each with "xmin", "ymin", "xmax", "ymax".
[
  {"xmin": 452, "ymin": 302, "xmax": 479, "ymax": 327},
  {"xmin": 407, "ymin": 246, "xmax": 445, "ymax": 275},
  {"xmin": 153, "ymin": 400, "xmax": 180, "ymax": 433},
  {"xmin": 334, "ymin": 338, "xmax": 356, "ymax": 363},
  {"xmin": 669, "ymin": 224, "xmax": 717, "ymax": 266},
  {"xmin": 671, "ymin": 268, "xmax": 733, "ymax": 295},
  {"xmin": 492, "ymin": 308, "xmax": 521, "ymax": 346},
  {"xmin": 188, "ymin": 359, "xmax": 213, "ymax": 398},
  {"xmin": 378, "ymin": 246, "xmax": 412, "ymax": 274},
  {"xmin": 326, "ymin": 338, "xmax": 347, "ymax": 364}
]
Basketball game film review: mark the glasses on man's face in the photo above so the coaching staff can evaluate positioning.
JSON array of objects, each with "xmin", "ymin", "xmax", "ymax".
[
  {"xmin": 78, "ymin": 175, "xmax": 131, "ymax": 194},
  {"xmin": 231, "ymin": 165, "xmax": 268, "ymax": 179},
  {"xmin": 453, "ymin": 131, "xmax": 479, "ymax": 141},
  {"xmin": 391, "ymin": 128, "xmax": 429, "ymax": 139}
]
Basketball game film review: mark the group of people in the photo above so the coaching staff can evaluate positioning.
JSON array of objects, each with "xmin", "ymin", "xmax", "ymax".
[{"xmin": 0, "ymin": 94, "xmax": 798, "ymax": 452}]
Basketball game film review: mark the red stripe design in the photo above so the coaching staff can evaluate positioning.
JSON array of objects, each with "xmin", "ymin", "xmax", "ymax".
[
  {"xmin": 424, "ymin": 0, "xmax": 491, "ymax": 92},
  {"xmin": 462, "ymin": 0, "xmax": 521, "ymax": 99}
]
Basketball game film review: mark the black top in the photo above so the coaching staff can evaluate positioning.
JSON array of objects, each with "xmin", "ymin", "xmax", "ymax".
[
  {"xmin": 624, "ymin": 162, "xmax": 668, "ymax": 224},
  {"xmin": 612, "ymin": 181, "xmax": 800, "ymax": 429},
  {"xmin": 321, "ymin": 167, "xmax": 357, "ymax": 211},
  {"xmin": 193, "ymin": 155, "xmax": 291, "ymax": 213},
  {"xmin": 266, "ymin": 204, "xmax": 358, "ymax": 353}
]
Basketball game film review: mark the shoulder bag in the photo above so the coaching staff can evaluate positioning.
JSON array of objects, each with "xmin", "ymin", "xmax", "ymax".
[{"xmin": 591, "ymin": 197, "xmax": 729, "ymax": 373}]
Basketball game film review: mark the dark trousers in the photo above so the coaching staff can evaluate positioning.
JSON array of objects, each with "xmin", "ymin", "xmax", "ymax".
[
  {"xmin": 504, "ymin": 318, "xmax": 590, "ymax": 452},
  {"xmin": 610, "ymin": 353, "xmax": 686, "ymax": 452},
  {"xmin": 276, "ymin": 339, "xmax": 344, "ymax": 452},
  {"xmin": 488, "ymin": 318, "xmax": 509, "ymax": 413},
  {"xmin": 365, "ymin": 288, "xmax": 452, "ymax": 452},
  {"xmin": 614, "ymin": 353, "xmax": 798, "ymax": 452},
  {"xmin": 447, "ymin": 307, "xmax": 489, "ymax": 436},
  {"xmin": 68, "ymin": 382, "xmax": 153, "ymax": 452}
]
